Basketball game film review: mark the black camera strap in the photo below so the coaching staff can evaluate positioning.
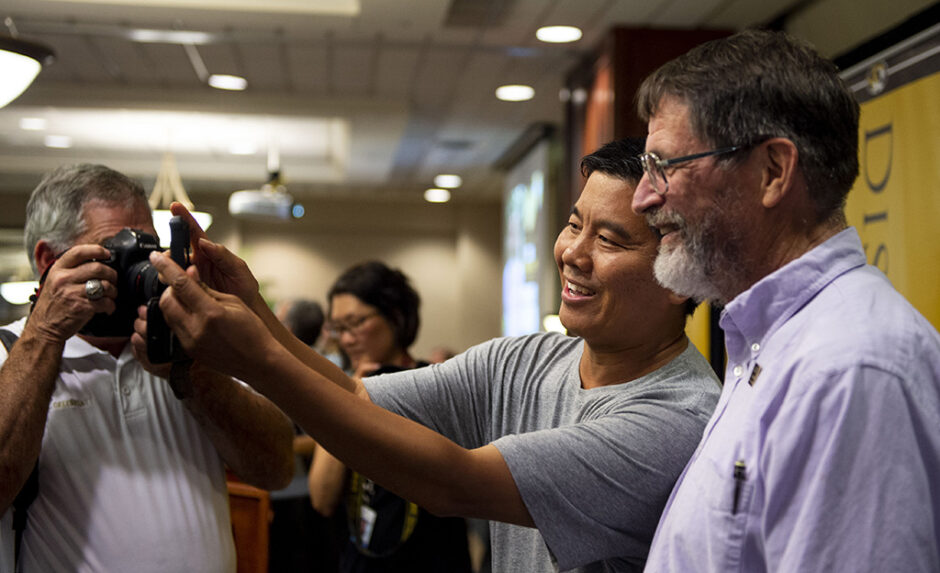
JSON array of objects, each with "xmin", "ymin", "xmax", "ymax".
[{"xmin": 0, "ymin": 329, "xmax": 40, "ymax": 570}]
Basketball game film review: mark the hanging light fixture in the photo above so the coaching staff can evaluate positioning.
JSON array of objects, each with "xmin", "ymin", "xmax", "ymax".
[
  {"xmin": 0, "ymin": 18, "xmax": 55, "ymax": 109},
  {"xmin": 148, "ymin": 153, "xmax": 212, "ymax": 246}
]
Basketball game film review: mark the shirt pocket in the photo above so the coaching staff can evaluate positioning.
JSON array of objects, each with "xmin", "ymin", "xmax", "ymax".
[{"xmin": 684, "ymin": 442, "xmax": 756, "ymax": 571}]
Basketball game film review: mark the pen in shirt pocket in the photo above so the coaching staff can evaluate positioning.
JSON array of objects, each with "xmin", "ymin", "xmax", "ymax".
[{"xmin": 732, "ymin": 460, "xmax": 746, "ymax": 515}]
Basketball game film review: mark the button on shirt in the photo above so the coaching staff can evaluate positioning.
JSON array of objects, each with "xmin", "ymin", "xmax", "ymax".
[{"xmin": 645, "ymin": 228, "xmax": 940, "ymax": 572}]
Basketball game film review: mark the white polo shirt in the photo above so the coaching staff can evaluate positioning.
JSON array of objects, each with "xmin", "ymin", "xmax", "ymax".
[{"xmin": 0, "ymin": 317, "xmax": 236, "ymax": 572}]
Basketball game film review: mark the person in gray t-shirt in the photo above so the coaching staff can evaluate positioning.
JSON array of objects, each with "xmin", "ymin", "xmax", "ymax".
[
  {"xmin": 367, "ymin": 334, "xmax": 717, "ymax": 572},
  {"xmin": 142, "ymin": 137, "xmax": 721, "ymax": 572}
]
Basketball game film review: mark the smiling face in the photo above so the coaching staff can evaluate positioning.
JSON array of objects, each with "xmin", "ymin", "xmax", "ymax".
[
  {"xmin": 553, "ymin": 171, "xmax": 687, "ymax": 350},
  {"xmin": 632, "ymin": 96, "xmax": 757, "ymax": 305}
]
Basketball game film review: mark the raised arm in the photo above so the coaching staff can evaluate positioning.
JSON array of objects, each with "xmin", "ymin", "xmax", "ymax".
[
  {"xmin": 151, "ymin": 251, "xmax": 533, "ymax": 525},
  {"xmin": 174, "ymin": 365, "xmax": 295, "ymax": 490},
  {"xmin": 168, "ymin": 202, "xmax": 355, "ymax": 393},
  {"xmin": 308, "ymin": 444, "xmax": 347, "ymax": 517},
  {"xmin": 130, "ymin": 310, "xmax": 294, "ymax": 491}
]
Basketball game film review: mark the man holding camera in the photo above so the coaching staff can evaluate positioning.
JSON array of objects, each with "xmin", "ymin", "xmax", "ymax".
[{"xmin": 0, "ymin": 164, "xmax": 294, "ymax": 572}]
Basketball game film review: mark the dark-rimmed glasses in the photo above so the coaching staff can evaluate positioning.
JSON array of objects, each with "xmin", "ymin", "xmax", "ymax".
[
  {"xmin": 639, "ymin": 145, "xmax": 744, "ymax": 196},
  {"xmin": 329, "ymin": 312, "xmax": 378, "ymax": 337}
]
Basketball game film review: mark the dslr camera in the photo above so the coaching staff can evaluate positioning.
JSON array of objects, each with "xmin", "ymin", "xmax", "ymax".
[{"xmin": 79, "ymin": 216, "xmax": 190, "ymax": 364}]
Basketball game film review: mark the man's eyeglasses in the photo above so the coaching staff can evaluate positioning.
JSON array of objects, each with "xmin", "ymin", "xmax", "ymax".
[
  {"xmin": 639, "ymin": 145, "xmax": 744, "ymax": 196},
  {"xmin": 329, "ymin": 312, "xmax": 378, "ymax": 337}
]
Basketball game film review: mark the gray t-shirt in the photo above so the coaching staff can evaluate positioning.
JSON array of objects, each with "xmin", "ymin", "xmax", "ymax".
[{"xmin": 364, "ymin": 332, "xmax": 720, "ymax": 572}]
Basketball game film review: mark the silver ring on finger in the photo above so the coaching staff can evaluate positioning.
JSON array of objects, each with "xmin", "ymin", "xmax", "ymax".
[{"xmin": 85, "ymin": 279, "xmax": 104, "ymax": 301}]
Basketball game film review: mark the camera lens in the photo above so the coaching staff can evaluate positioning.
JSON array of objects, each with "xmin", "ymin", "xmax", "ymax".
[{"xmin": 128, "ymin": 260, "xmax": 163, "ymax": 303}]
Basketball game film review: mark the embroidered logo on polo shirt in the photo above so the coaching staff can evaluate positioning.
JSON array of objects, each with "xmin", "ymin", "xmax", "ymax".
[{"xmin": 52, "ymin": 398, "xmax": 89, "ymax": 409}]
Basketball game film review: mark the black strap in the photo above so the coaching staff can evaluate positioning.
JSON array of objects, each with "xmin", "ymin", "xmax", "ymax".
[{"xmin": 0, "ymin": 329, "xmax": 40, "ymax": 569}]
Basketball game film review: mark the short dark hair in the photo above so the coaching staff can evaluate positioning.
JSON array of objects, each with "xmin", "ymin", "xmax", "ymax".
[
  {"xmin": 328, "ymin": 261, "xmax": 421, "ymax": 350},
  {"xmin": 580, "ymin": 137, "xmax": 646, "ymax": 184},
  {"xmin": 636, "ymin": 29, "xmax": 859, "ymax": 223},
  {"xmin": 284, "ymin": 300, "xmax": 325, "ymax": 346}
]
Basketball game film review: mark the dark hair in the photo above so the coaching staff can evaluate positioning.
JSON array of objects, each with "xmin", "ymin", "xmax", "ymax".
[
  {"xmin": 25, "ymin": 163, "xmax": 149, "ymax": 275},
  {"xmin": 636, "ymin": 29, "xmax": 859, "ymax": 223},
  {"xmin": 328, "ymin": 261, "xmax": 421, "ymax": 350},
  {"xmin": 580, "ymin": 137, "xmax": 646, "ymax": 183},
  {"xmin": 284, "ymin": 300, "xmax": 325, "ymax": 346}
]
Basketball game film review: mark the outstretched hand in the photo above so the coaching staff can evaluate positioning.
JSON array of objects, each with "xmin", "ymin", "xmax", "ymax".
[
  {"xmin": 169, "ymin": 202, "xmax": 260, "ymax": 304},
  {"xmin": 148, "ymin": 250, "xmax": 274, "ymax": 382}
]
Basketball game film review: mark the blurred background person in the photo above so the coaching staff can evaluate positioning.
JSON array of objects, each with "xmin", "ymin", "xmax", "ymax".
[
  {"xmin": 309, "ymin": 261, "xmax": 472, "ymax": 573},
  {"xmin": 279, "ymin": 298, "xmax": 325, "ymax": 348}
]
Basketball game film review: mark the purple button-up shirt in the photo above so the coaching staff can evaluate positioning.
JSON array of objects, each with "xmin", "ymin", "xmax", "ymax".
[{"xmin": 645, "ymin": 228, "xmax": 940, "ymax": 572}]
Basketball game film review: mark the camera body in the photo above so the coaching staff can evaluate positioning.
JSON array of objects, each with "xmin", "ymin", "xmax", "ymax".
[{"xmin": 80, "ymin": 216, "xmax": 189, "ymax": 363}]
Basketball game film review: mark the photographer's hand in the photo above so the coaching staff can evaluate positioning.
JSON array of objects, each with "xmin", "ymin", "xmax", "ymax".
[{"xmin": 28, "ymin": 243, "xmax": 118, "ymax": 344}]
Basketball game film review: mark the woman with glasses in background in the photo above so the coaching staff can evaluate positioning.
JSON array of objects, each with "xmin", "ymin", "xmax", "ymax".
[{"xmin": 308, "ymin": 260, "xmax": 472, "ymax": 573}]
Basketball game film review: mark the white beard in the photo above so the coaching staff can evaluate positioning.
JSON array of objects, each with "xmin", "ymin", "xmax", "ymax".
[{"xmin": 653, "ymin": 239, "xmax": 724, "ymax": 304}]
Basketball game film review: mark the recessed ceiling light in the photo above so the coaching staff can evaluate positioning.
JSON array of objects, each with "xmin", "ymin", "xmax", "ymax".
[
  {"xmin": 208, "ymin": 74, "xmax": 248, "ymax": 91},
  {"xmin": 536, "ymin": 26, "xmax": 582, "ymax": 44},
  {"xmin": 19, "ymin": 117, "xmax": 47, "ymax": 131},
  {"xmin": 433, "ymin": 174, "xmax": 462, "ymax": 189},
  {"xmin": 424, "ymin": 188, "xmax": 451, "ymax": 203},
  {"xmin": 44, "ymin": 134, "xmax": 72, "ymax": 148},
  {"xmin": 495, "ymin": 84, "xmax": 534, "ymax": 102}
]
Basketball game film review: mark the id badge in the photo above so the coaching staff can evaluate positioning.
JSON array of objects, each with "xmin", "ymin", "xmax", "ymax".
[{"xmin": 358, "ymin": 504, "xmax": 378, "ymax": 547}]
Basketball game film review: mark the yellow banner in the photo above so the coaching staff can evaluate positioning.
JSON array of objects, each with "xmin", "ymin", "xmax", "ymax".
[{"xmin": 845, "ymin": 71, "xmax": 940, "ymax": 330}]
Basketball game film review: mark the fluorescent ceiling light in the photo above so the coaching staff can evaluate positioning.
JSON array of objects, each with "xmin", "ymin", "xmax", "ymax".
[
  {"xmin": 0, "ymin": 37, "xmax": 55, "ymax": 109},
  {"xmin": 536, "ymin": 26, "xmax": 582, "ymax": 43},
  {"xmin": 495, "ymin": 85, "xmax": 535, "ymax": 102},
  {"xmin": 19, "ymin": 117, "xmax": 47, "ymax": 130},
  {"xmin": 208, "ymin": 74, "xmax": 247, "ymax": 91},
  {"xmin": 52, "ymin": 0, "xmax": 360, "ymax": 15},
  {"xmin": 424, "ymin": 188, "xmax": 451, "ymax": 203},
  {"xmin": 433, "ymin": 174, "xmax": 462, "ymax": 189},
  {"xmin": 44, "ymin": 135, "xmax": 72, "ymax": 148},
  {"xmin": 10, "ymin": 107, "xmax": 345, "ymax": 159},
  {"xmin": 129, "ymin": 29, "xmax": 214, "ymax": 44}
]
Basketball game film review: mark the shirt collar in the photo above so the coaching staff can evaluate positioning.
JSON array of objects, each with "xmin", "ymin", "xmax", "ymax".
[{"xmin": 720, "ymin": 227, "xmax": 867, "ymax": 356}]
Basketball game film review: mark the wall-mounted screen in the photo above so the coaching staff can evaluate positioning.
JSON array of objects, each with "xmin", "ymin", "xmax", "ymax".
[{"xmin": 502, "ymin": 139, "xmax": 553, "ymax": 336}]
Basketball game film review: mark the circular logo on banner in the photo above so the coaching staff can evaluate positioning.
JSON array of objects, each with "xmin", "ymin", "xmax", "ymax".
[{"xmin": 866, "ymin": 61, "xmax": 888, "ymax": 96}]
